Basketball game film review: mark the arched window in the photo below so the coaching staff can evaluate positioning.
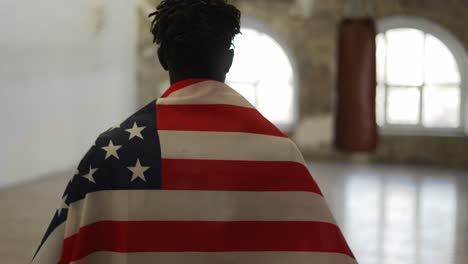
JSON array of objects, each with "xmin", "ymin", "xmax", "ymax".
[
  {"xmin": 376, "ymin": 17, "xmax": 467, "ymax": 134},
  {"xmin": 226, "ymin": 18, "xmax": 297, "ymax": 132}
]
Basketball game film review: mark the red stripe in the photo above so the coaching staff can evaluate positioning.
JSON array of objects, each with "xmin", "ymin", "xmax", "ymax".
[
  {"xmin": 60, "ymin": 221, "xmax": 355, "ymax": 263},
  {"xmin": 161, "ymin": 79, "xmax": 210, "ymax": 98},
  {"xmin": 157, "ymin": 104, "xmax": 287, "ymax": 137},
  {"xmin": 162, "ymin": 159, "xmax": 322, "ymax": 194}
]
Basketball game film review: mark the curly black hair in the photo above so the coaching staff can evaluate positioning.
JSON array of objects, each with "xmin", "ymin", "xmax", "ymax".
[{"xmin": 149, "ymin": 0, "xmax": 241, "ymax": 76}]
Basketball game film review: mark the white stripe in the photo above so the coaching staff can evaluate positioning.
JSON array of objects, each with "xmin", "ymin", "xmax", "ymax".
[
  {"xmin": 159, "ymin": 130, "xmax": 305, "ymax": 163},
  {"xmin": 72, "ymin": 251, "xmax": 357, "ymax": 264},
  {"xmin": 64, "ymin": 190, "xmax": 335, "ymax": 238},
  {"xmin": 32, "ymin": 224, "xmax": 65, "ymax": 264},
  {"xmin": 157, "ymin": 80, "xmax": 254, "ymax": 108},
  {"xmin": 157, "ymin": 93, "xmax": 254, "ymax": 108}
]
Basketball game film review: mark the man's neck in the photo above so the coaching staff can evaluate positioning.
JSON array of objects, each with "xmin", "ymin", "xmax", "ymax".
[{"xmin": 169, "ymin": 71, "xmax": 226, "ymax": 85}]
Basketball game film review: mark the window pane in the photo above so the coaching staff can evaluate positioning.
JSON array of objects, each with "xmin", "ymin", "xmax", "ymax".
[
  {"xmin": 228, "ymin": 29, "xmax": 264, "ymax": 82},
  {"xmin": 386, "ymin": 29, "xmax": 424, "ymax": 86},
  {"xmin": 226, "ymin": 27, "xmax": 295, "ymax": 128},
  {"xmin": 423, "ymin": 85, "xmax": 460, "ymax": 128},
  {"xmin": 425, "ymin": 35, "xmax": 460, "ymax": 84},
  {"xmin": 376, "ymin": 84, "xmax": 385, "ymax": 126},
  {"xmin": 257, "ymin": 80, "xmax": 294, "ymax": 124},
  {"xmin": 387, "ymin": 86, "xmax": 420, "ymax": 125},
  {"xmin": 376, "ymin": 34, "xmax": 387, "ymax": 83}
]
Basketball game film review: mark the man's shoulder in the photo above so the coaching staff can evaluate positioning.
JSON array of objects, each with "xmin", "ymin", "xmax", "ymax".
[
  {"xmin": 96, "ymin": 99, "xmax": 157, "ymax": 144},
  {"xmin": 77, "ymin": 100, "xmax": 160, "ymax": 181},
  {"xmin": 68, "ymin": 99, "xmax": 161, "ymax": 201}
]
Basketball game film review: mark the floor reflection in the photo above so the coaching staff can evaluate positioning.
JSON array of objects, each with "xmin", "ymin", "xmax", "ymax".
[
  {"xmin": 0, "ymin": 162, "xmax": 466, "ymax": 264},
  {"xmin": 310, "ymin": 163, "xmax": 466, "ymax": 264}
]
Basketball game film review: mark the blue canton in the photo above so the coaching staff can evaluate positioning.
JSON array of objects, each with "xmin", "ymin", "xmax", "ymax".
[{"xmin": 34, "ymin": 100, "xmax": 162, "ymax": 258}]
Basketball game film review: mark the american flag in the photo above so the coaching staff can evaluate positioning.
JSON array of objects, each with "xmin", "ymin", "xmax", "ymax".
[{"xmin": 32, "ymin": 79, "xmax": 356, "ymax": 264}]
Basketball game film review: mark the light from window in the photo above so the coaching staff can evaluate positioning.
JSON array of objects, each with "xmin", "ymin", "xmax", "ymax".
[
  {"xmin": 226, "ymin": 27, "xmax": 295, "ymax": 128},
  {"xmin": 376, "ymin": 28, "xmax": 461, "ymax": 129}
]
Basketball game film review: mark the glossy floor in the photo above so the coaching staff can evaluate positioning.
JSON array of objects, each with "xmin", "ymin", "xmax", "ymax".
[
  {"xmin": 0, "ymin": 162, "xmax": 467, "ymax": 264},
  {"xmin": 311, "ymin": 163, "xmax": 468, "ymax": 264}
]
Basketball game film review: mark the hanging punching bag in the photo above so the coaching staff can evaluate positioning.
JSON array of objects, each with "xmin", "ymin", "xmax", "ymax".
[{"xmin": 335, "ymin": 18, "xmax": 378, "ymax": 152}]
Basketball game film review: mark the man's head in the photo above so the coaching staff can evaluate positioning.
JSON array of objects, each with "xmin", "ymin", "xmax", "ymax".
[{"xmin": 149, "ymin": 0, "xmax": 241, "ymax": 82}]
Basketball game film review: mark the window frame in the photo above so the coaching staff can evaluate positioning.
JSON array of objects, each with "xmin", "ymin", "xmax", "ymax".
[
  {"xmin": 377, "ymin": 16, "xmax": 468, "ymax": 136},
  {"xmin": 228, "ymin": 16, "xmax": 300, "ymax": 133}
]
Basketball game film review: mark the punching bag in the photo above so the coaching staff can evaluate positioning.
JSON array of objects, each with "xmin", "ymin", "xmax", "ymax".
[{"xmin": 335, "ymin": 18, "xmax": 378, "ymax": 152}]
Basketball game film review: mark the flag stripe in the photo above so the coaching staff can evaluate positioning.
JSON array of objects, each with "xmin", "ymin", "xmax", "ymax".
[
  {"xmin": 157, "ymin": 93, "xmax": 254, "ymax": 108},
  {"xmin": 72, "ymin": 251, "xmax": 358, "ymax": 264},
  {"xmin": 64, "ymin": 190, "xmax": 335, "ymax": 238},
  {"xmin": 157, "ymin": 80, "xmax": 254, "ymax": 108},
  {"xmin": 32, "ymin": 224, "xmax": 65, "ymax": 264},
  {"xmin": 161, "ymin": 159, "xmax": 320, "ymax": 193},
  {"xmin": 157, "ymin": 104, "xmax": 287, "ymax": 137},
  {"xmin": 61, "ymin": 221, "xmax": 354, "ymax": 263},
  {"xmin": 161, "ymin": 79, "xmax": 209, "ymax": 98},
  {"xmin": 159, "ymin": 130, "xmax": 305, "ymax": 163}
]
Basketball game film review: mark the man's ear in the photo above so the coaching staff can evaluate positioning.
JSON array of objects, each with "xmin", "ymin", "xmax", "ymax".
[
  {"xmin": 224, "ymin": 49, "xmax": 234, "ymax": 73},
  {"xmin": 158, "ymin": 47, "xmax": 168, "ymax": 71}
]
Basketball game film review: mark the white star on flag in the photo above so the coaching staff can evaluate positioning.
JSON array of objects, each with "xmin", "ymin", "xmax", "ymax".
[
  {"xmin": 127, "ymin": 159, "xmax": 150, "ymax": 182},
  {"xmin": 125, "ymin": 122, "xmax": 146, "ymax": 140},
  {"xmin": 101, "ymin": 140, "xmax": 122, "ymax": 160},
  {"xmin": 57, "ymin": 195, "xmax": 68, "ymax": 216},
  {"xmin": 83, "ymin": 165, "xmax": 98, "ymax": 183}
]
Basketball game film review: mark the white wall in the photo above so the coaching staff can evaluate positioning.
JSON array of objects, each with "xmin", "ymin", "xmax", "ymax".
[{"xmin": 0, "ymin": 0, "xmax": 138, "ymax": 187}]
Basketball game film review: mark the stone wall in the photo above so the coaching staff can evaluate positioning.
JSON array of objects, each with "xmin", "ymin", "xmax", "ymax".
[{"xmin": 137, "ymin": 0, "xmax": 468, "ymax": 167}]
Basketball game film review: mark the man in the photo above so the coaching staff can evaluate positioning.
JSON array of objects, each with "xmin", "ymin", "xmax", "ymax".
[{"xmin": 33, "ymin": 0, "xmax": 356, "ymax": 263}]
